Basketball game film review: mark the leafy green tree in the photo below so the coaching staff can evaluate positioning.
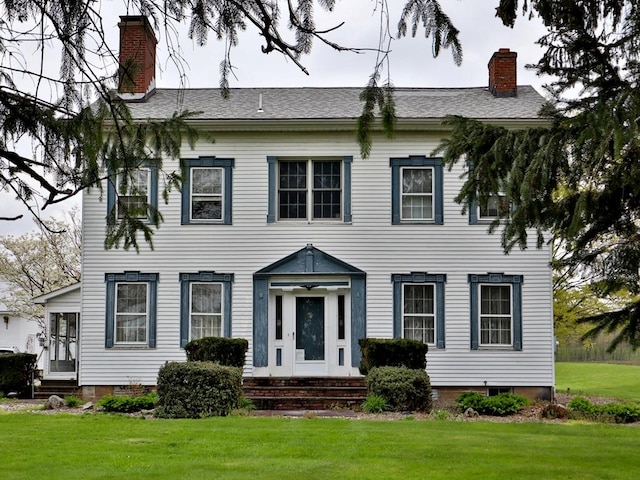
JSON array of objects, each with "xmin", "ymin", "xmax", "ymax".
[
  {"xmin": 0, "ymin": 209, "xmax": 81, "ymax": 329},
  {"xmin": 1, "ymin": 0, "xmax": 462, "ymax": 251},
  {"xmin": 436, "ymin": 1, "xmax": 640, "ymax": 351}
]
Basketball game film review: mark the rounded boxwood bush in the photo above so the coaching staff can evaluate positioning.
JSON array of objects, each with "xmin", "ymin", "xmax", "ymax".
[
  {"xmin": 155, "ymin": 361, "xmax": 242, "ymax": 418},
  {"xmin": 366, "ymin": 366, "xmax": 432, "ymax": 412}
]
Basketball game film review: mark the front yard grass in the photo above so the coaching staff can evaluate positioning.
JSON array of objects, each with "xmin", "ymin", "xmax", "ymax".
[
  {"xmin": 1, "ymin": 414, "xmax": 639, "ymax": 480},
  {"xmin": 555, "ymin": 362, "xmax": 640, "ymax": 402}
]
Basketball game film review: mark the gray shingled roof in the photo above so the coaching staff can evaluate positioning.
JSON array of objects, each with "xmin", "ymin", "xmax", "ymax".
[{"xmin": 126, "ymin": 86, "xmax": 546, "ymax": 121}]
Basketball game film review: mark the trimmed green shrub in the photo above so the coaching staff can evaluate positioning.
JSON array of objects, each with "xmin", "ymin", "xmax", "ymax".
[
  {"xmin": 64, "ymin": 395, "xmax": 84, "ymax": 408},
  {"xmin": 568, "ymin": 397, "xmax": 640, "ymax": 423},
  {"xmin": 456, "ymin": 391, "xmax": 529, "ymax": 416},
  {"xmin": 366, "ymin": 366, "xmax": 432, "ymax": 412},
  {"xmin": 155, "ymin": 361, "xmax": 242, "ymax": 418},
  {"xmin": 358, "ymin": 338, "xmax": 428, "ymax": 375},
  {"xmin": 184, "ymin": 337, "xmax": 248, "ymax": 367},
  {"xmin": 0, "ymin": 353, "xmax": 36, "ymax": 398},
  {"xmin": 362, "ymin": 395, "xmax": 388, "ymax": 413},
  {"xmin": 98, "ymin": 392, "xmax": 158, "ymax": 413}
]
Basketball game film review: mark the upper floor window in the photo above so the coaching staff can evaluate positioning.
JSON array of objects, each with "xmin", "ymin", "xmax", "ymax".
[
  {"xmin": 469, "ymin": 273, "xmax": 523, "ymax": 351},
  {"xmin": 470, "ymin": 194, "xmax": 509, "ymax": 224},
  {"xmin": 105, "ymin": 272, "xmax": 158, "ymax": 348},
  {"xmin": 106, "ymin": 167, "xmax": 158, "ymax": 223},
  {"xmin": 181, "ymin": 157, "xmax": 234, "ymax": 225},
  {"xmin": 390, "ymin": 156, "xmax": 443, "ymax": 224},
  {"xmin": 179, "ymin": 272, "xmax": 234, "ymax": 348},
  {"xmin": 267, "ymin": 156, "xmax": 352, "ymax": 223},
  {"xmin": 392, "ymin": 272, "xmax": 446, "ymax": 348}
]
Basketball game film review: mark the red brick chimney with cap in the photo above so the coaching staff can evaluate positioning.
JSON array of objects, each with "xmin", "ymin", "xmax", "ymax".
[
  {"xmin": 118, "ymin": 15, "xmax": 157, "ymax": 100},
  {"xmin": 488, "ymin": 48, "xmax": 517, "ymax": 97}
]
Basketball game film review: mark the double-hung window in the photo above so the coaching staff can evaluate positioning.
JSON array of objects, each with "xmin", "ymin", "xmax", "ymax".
[
  {"xmin": 403, "ymin": 284, "xmax": 435, "ymax": 344},
  {"xmin": 181, "ymin": 157, "xmax": 234, "ymax": 224},
  {"xmin": 470, "ymin": 194, "xmax": 509, "ymax": 224},
  {"xmin": 267, "ymin": 156, "xmax": 352, "ymax": 223},
  {"xmin": 469, "ymin": 274, "xmax": 523, "ymax": 350},
  {"xmin": 390, "ymin": 156, "xmax": 443, "ymax": 224},
  {"xmin": 105, "ymin": 272, "xmax": 158, "ymax": 348},
  {"xmin": 392, "ymin": 273, "xmax": 446, "ymax": 348},
  {"xmin": 179, "ymin": 272, "xmax": 234, "ymax": 347},
  {"xmin": 107, "ymin": 167, "xmax": 158, "ymax": 222}
]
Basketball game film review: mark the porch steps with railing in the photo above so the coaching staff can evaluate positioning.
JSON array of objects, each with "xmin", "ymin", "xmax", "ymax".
[
  {"xmin": 34, "ymin": 380, "xmax": 79, "ymax": 400},
  {"xmin": 243, "ymin": 377, "xmax": 367, "ymax": 410}
]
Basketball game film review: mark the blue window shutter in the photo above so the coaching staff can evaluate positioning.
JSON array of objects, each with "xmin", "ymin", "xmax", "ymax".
[
  {"xmin": 513, "ymin": 280, "xmax": 523, "ymax": 351},
  {"xmin": 180, "ymin": 161, "xmax": 190, "ymax": 225},
  {"xmin": 351, "ymin": 276, "xmax": 367, "ymax": 367},
  {"xmin": 148, "ymin": 279, "xmax": 157, "ymax": 348},
  {"xmin": 224, "ymin": 281, "xmax": 233, "ymax": 338},
  {"xmin": 149, "ymin": 165, "xmax": 158, "ymax": 215},
  {"xmin": 390, "ymin": 159, "xmax": 401, "ymax": 224},
  {"xmin": 469, "ymin": 276, "xmax": 479, "ymax": 350},
  {"xmin": 106, "ymin": 177, "xmax": 116, "ymax": 225},
  {"xmin": 253, "ymin": 278, "xmax": 269, "ymax": 366},
  {"xmin": 343, "ymin": 156, "xmax": 353, "ymax": 223},
  {"xmin": 105, "ymin": 276, "xmax": 115, "ymax": 348},
  {"xmin": 267, "ymin": 156, "xmax": 277, "ymax": 223},
  {"xmin": 224, "ymin": 162, "xmax": 233, "ymax": 225},
  {"xmin": 434, "ymin": 162, "xmax": 444, "ymax": 224},
  {"xmin": 179, "ymin": 276, "xmax": 190, "ymax": 348},
  {"xmin": 469, "ymin": 200, "xmax": 479, "ymax": 224},
  {"xmin": 436, "ymin": 280, "xmax": 446, "ymax": 349},
  {"xmin": 392, "ymin": 275, "xmax": 402, "ymax": 338}
]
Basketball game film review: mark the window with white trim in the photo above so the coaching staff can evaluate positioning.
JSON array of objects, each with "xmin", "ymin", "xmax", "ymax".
[
  {"xmin": 107, "ymin": 167, "xmax": 158, "ymax": 224},
  {"xmin": 115, "ymin": 282, "xmax": 149, "ymax": 343},
  {"xmin": 392, "ymin": 273, "xmax": 446, "ymax": 348},
  {"xmin": 179, "ymin": 272, "xmax": 234, "ymax": 348},
  {"xmin": 279, "ymin": 159, "xmax": 341, "ymax": 220},
  {"xmin": 480, "ymin": 284, "xmax": 512, "ymax": 345},
  {"xmin": 403, "ymin": 284, "xmax": 435, "ymax": 344},
  {"xmin": 189, "ymin": 282, "xmax": 223, "ymax": 339},
  {"xmin": 267, "ymin": 156, "xmax": 352, "ymax": 223},
  {"xmin": 181, "ymin": 157, "xmax": 234, "ymax": 224},
  {"xmin": 390, "ymin": 156, "xmax": 443, "ymax": 224},
  {"xmin": 105, "ymin": 272, "xmax": 158, "ymax": 348},
  {"xmin": 469, "ymin": 273, "xmax": 523, "ymax": 350}
]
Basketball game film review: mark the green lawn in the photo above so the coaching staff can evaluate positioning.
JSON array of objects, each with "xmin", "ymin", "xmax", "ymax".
[
  {"xmin": 0, "ymin": 413, "xmax": 639, "ymax": 479},
  {"xmin": 555, "ymin": 362, "xmax": 640, "ymax": 402}
]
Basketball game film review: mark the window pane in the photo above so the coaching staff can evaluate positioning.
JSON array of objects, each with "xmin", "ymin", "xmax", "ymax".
[
  {"xmin": 480, "ymin": 285, "xmax": 512, "ymax": 345},
  {"xmin": 403, "ymin": 284, "xmax": 435, "ymax": 343},
  {"xmin": 279, "ymin": 161, "xmax": 307, "ymax": 219},
  {"xmin": 192, "ymin": 168, "xmax": 222, "ymax": 194},
  {"xmin": 401, "ymin": 168, "xmax": 433, "ymax": 220},
  {"xmin": 479, "ymin": 195, "xmax": 509, "ymax": 219},
  {"xmin": 313, "ymin": 191, "xmax": 341, "ymax": 219},
  {"xmin": 190, "ymin": 283, "xmax": 223, "ymax": 340},
  {"xmin": 402, "ymin": 169, "xmax": 432, "ymax": 194},
  {"xmin": 192, "ymin": 198, "xmax": 222, "ymax": 220},
  {"xmin": 115, "ymin": 283, "xmax": 147, "ymax": 343},
  {"xmin": 312, "ymin": 161, "xmax": 341, "ymax": 220},
  {"xmin": 117, "ymin": 170, "xmax": 149, "ymax": 219},
  {"xmin": 314, "ymin": 161, "xmax": 341, "ymax": 189}
]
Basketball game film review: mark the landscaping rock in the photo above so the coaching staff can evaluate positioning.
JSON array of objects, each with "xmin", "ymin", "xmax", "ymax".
[
  {"xmin": 82, "ymin": 402, "xmax": 94, "ymax": 411},
  {"xmin": 464, "ymin": 407, "xmax": 479, "ymax": 418},
  {"xmin": 45, "ymin": 395, "xmax": 66, "ymax": 410},
  {"xmin": 540, "ymin": 403, "xmax": 569, "ymax": 420}
]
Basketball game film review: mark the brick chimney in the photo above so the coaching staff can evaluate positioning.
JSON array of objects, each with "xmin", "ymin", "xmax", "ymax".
[
  {"xmin": 488, "ymin": 48, "xmax": 517, "ymax": 97},
  {"xmin": 118, "ymin": 15, "xmax": 157, "ymax": 100}
]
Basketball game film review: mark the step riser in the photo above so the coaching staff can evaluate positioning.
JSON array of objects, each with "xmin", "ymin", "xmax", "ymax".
[{"xmin": 250, "ymin": 397, "xmax": 366, "ymax": 410}]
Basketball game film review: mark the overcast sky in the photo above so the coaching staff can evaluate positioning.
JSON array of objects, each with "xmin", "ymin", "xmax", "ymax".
[{"xmin": 0, "ymin": 1, "xmax": 550, "ymax": 237}]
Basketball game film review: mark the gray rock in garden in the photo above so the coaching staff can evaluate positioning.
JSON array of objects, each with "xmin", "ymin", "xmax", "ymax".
[
  {"xmin": 464, "ymin": 407, "xmax": 479, "ymax": 418},
  {"xmin": 45, "ymin": 395, "xmax": 66, "ymax": 410},
  {"xmin": 81, "ymin": 402, "xmax": 94, "ymax": 410}
]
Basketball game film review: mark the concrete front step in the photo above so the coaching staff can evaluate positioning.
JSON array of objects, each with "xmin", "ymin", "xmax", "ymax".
[{"xmin": 243, "ymin": 377, "xmax": 368, "ymax": 410}]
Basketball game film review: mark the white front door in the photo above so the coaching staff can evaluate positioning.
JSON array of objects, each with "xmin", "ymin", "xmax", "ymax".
[{"xmin": 267, "ymin": 286, "xmax": 351, "ymax": 376}]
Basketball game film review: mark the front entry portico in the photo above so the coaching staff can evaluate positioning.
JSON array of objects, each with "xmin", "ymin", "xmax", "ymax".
[{"xmin": 252, "ymin": 244, "xmax": 366, "ymax": 377}]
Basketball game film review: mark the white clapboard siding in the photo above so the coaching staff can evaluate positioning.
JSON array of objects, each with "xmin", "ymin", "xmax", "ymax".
[{"xmin": 79, "ymin": 129, "xmax": 554, "ymax": 387}]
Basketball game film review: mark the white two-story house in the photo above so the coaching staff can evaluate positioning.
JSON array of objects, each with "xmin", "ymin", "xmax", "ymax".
[{"xmin": 39, "ymin": 16, "xmax": 554, "ymax": 402}]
